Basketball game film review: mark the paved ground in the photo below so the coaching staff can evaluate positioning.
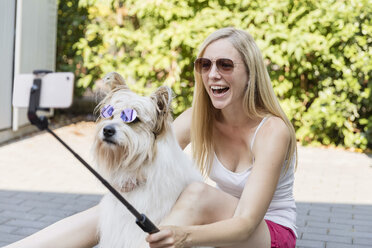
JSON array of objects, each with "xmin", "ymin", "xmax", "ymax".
[{"xmin": 0, "ymin": 121, "xmax": 372, "ymax": 248}]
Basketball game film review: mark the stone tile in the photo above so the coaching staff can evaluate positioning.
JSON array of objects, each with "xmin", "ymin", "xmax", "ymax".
[
  {"xmin": 326, "ymin": 243, "xmax": 370, "ymax": 248},
  {"xmin": 353, "ymin": 237, "xmax": 372, "ymax": 246},
  {"xmin": 12, "ymin": 227, "xmax": 40, "ymax": 236},
  {"xmin": 302, "ymin": 233, "xmax": 352, "ymax": 243},
  {"xmin": 296, "ymin": 239, "xmax": 325, "ymax": 248},
  {"xmin": 0, "ymin": 233, "xmax": 24, "ymax": 243},
  {"xmin": 306, "ymin": 220, "xmax": 352, "ymax": 230}
]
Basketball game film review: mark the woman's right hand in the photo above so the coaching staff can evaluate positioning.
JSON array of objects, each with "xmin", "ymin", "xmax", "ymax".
[{"xmin": 146, "ymin": 226, "xmax": 189, "ymax": 248}]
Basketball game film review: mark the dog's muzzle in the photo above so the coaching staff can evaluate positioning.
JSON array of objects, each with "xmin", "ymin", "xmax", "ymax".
[{"xmin": 103, "ymin": 125, "xmax": 116, "ymax": 144}]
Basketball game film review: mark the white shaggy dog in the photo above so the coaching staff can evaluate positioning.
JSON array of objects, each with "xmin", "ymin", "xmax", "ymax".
[{"xmin": 93, "ymin": 72, "xmax": 203, "ymax": 248}]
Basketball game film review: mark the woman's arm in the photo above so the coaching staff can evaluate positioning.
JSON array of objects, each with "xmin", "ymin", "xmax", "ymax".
[
  {"xmin": 147, "ymin": 117, "xmax": 291, "ymax": 247},
  {"xmin": 172, "ymin": 108, "xmax": 192, "ymax": 150},
  {"xmin": 4, "ymin": 205, "xmax": 100, "ymax": 248}
]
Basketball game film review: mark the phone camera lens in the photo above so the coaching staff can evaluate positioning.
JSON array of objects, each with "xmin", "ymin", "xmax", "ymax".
[{"xmin": 66, "ymin": 76, "xmax": 70, "ymax": 80}]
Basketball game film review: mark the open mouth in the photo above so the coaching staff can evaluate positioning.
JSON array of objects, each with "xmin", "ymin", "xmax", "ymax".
[
  {"xmin": 211, "ymin": 85, "xmax": 229, "ymax": 96},
  {"xmin": 103, "ymin": 138, "xmax": 117, "ymax": 145}
]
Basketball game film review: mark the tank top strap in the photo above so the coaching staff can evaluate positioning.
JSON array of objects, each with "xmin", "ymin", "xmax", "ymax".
[{"xmin": 250, "ymin": 116, "xmax": 269, "ymax": 150}]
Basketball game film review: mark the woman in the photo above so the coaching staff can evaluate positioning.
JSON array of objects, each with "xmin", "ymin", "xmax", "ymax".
[
  {"xmin": 5, "ymin": 27, "xmax": 297, "ymax": 248},
  {"xmin": 145, "ymin": 27, "xmax": 297, "ymax": 247}
]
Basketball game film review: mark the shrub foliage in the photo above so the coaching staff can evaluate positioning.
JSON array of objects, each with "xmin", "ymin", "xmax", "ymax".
[{"xmin": 57, "ymin": 0, "xmax": 372, "ymax": 150}]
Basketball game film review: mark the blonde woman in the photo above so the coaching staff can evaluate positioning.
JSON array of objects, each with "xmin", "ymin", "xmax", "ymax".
[
  {"xmin": 146, "ymin": 27, "xmax": 297, "ymax": 247},
  {"xmin": 5, "ymin": 27, "xmax": 297, "ymax": 248}
]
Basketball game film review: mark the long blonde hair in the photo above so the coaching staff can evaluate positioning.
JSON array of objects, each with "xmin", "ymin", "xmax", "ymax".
[{"xmin": 191, "ymin": 27, "xmax": 297, "ymax": 176}]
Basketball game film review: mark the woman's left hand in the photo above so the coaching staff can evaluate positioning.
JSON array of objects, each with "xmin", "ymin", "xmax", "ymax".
[{"xmin": 146, "ymin": 226, "xmax": 189, "ymax": 248}]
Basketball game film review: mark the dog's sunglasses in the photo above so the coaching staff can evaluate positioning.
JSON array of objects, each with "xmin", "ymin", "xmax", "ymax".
[
  {"xmin": 101, "ymin": 105, "xmax": 138, "ymax": 123},
  {"xmin": 194, "ymin": 58, "xmax": 243, "ymax": 74}
]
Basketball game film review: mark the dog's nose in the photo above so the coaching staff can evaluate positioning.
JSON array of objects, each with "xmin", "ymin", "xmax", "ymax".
[{"xmin": 103, "ymin": 125, "xmax": 116, "ymax": 137}]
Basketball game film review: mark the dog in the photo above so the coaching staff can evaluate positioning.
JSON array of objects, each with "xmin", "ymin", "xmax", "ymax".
[{"xmin": 92, "ymin": 72, "xmax": 203, "ymax": 247}]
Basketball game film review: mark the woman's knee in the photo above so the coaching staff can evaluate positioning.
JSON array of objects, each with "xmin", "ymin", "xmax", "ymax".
[
  {"xmin": 181, "ymin": 181, "xmax": 210, "ymax": 201},
  {"xmin": 174, "ymin": 182, "xmax": 211, "ymax": 213},
  {"xmin": 175, "ymin": 182, "xmax": 237, "ymax": 223}
]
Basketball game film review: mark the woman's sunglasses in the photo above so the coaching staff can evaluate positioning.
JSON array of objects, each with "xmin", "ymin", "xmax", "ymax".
[{"xmin": 194, "ymin": 58, "xmax": 243, "ymax": 74}]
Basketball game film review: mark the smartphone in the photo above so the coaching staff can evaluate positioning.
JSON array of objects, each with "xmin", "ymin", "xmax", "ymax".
[{"xmin": 12, "ymin": 72, "xmax": 74, "ymax": 108}]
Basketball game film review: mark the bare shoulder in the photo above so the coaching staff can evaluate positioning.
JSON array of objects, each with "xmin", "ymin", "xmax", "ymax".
[
  {"xmin": 264, "ymin": 116, "xmax": 289, "ymax": 135},
  {"xmin": 173, "ymin": 108, "xmax": 192, "ymax": 131},
  {"xmin": 254, "ymin": 116, "xmax": 290, "ymax": 149},
  {"xmin": 251, "ymin": 116, "xmax": 291, "ymax": 171},
  {"xmin": 172, "ymin": 108, "xmax": 192, "ymax": 149}
]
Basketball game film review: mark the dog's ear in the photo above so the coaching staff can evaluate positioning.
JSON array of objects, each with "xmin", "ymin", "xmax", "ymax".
[
  {"xmin": 151, "ymin": 86, "xmax": 173, "ymax": 135},
  {"xmin": 102, "ymin": 72, "xmax": 128, "ymax": 90}
]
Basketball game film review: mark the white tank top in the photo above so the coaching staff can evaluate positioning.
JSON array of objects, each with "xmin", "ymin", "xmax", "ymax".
[{"xmin": 209, "ymin": 117, "xmax": 297, "ymax": 237}]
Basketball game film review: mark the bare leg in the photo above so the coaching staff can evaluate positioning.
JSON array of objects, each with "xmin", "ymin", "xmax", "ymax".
[{"xmin": 161, "ymin": 182, "xmax": 271, "ymax": 248}]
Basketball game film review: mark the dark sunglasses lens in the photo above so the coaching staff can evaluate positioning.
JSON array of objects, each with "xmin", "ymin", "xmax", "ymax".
[
  {"xmin": 217, "ymin": 59, "xmax": 234, "ymax": 73},
  {"xmin": 121, "ymin": 108, "xmax": 137, "ymax": 123},
  {"xmin": 195, "ymin": 58, "xmax": 211, "ymax": 73}
]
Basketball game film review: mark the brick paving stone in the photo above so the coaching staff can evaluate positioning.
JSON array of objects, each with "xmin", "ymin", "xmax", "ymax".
[
  {"xmin": 354, "ymin": 225, "xmax": 372, "ymax": 233},
  {"xmin": 60, "ymin": 202, "xmax": 98, "ymax": 212},
  {"xmin": 353, "ymin": 214, "xmax": 372, "ymax": 221},
  {"xmin": 0, "ymin": 203, "xmax": 33, "ymax": 212},
  {"xmin": 297, "ymin": 227, "xmax": 328, "ymax": 235},
  {"xmin": 331, "ymin": 207, "xmax": 356, "ymax": 214},
  {"xmin": 331, "ymin": 218, "xmax": 372, "ymax": 227},
  {"xmin": 326, "ymin": 243, "xmax": 371, "ymax": 248},
  {"xmin": 302, "ymin": 233, "xmax": 352, "ymax": 244},
  {"xmin": 12, "ymin": 227, "xmax": 41, "ymax": 236},
  {"xmin": 28, "ymin": 206, "xmax": 88, "ymax": 218},
  {"xmin": 353, "ymin": 208, "xmax": 372, "ymax": 216},
  {"xmin": 353, "ymin": 237, "xmax": 372, "ymax": 246},
  {"xmin": 76, "ymin": 194, "xmax": 104, "ymax": 202},
  {"xmin": 5, "ymin": 219, "xmax": 49, "ymax": 230},
  {"xmin": 296, "ymin": 218, "xmax": 306, "ymax": 227},
  {"xmin": 0, "ymin": 211, "xmax": 43, "ymax": 221},
  {"xmin": 306, "ymin": 220, "xmax": 353, "ymax": 230},
  {"xmin": 308, "ymin": 209, "xmax": 333, "ymax": 217},
  {"xmin": 296, "ymin": 239, "xmax": 325, "ymax": 248},
  {"xmin": 0, "ymin": 233, "xmax": 24, "ymax": 243},
  {"xmin": 0, "ymin": 216, "xmax": 9, "ymax": 225},
  {"xmin": 12, "ymin": 192, "xmax": 55, "ymax": 201},
  {"xmin": 329, "ymin": 229, "xmax": 372, "ymax": 238},
  {"xmin": 0, "ymin": 197, "xmax": 23, "ymax": 205},
  {"xmin": 304, "ymin": 214, "xmax": 330, "ymax": 222},
  {"xmin": 0, "ymin": 225, "xmax": 17, "ymax": 234},
  {"xmin": 37, "ymin": 215, "xmax": 67, "ymax": 224},
  {"xmin": 21, "ymin": 199, "xmax": 65, "ymax": 209},
  {"xmin": 0, "ymin": 191, "xmax": 16, "ymax": 198},
  {"xmin": 48, "ymin": 194, "xmax": 81, "ymax": 204}
]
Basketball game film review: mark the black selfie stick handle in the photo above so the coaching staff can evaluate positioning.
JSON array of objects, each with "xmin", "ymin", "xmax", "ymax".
[
  {"xmin": 136, "ymin": 214, "xmax": 160, "ymax": 234},
  {"xmin": 27, "ymin": 71, "xmax": 159, "ymax": 234}
]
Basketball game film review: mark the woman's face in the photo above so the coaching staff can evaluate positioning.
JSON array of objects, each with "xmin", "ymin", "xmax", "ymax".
[{"xmin": 200, "ymin": 38, "xmax": 248, "ymax": 110}]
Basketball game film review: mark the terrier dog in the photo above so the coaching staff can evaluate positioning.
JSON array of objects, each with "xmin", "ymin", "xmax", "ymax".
[{"xmin": 93, "ymin": 72, "xmax": 203, "ymax": 247}]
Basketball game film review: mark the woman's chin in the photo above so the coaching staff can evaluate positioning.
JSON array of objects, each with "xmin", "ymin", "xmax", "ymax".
[{"xmin": 211, "ymin": 100, "xmax": 228, "ymax": 110}]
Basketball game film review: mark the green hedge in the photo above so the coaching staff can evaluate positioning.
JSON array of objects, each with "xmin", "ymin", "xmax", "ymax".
[{"xmin": 57, "ymin": 0, "xmax": 372, "ymax": 151}]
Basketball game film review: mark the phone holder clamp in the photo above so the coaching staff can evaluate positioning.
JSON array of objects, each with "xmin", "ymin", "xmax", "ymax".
[{"xmin": 27, "ymin": 70, "xmax": 53, "ymax": 130}]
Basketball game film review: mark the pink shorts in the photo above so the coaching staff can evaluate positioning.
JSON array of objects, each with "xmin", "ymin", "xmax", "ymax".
[{"xmin": 265, "ymin": 220, "xmax": 296, "ymax": 248}]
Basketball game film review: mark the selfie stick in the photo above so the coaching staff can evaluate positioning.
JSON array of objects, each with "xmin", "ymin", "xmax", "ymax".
[{"xmin": 27, "ymin": 70, "xmax": 159, "ymax": 234}]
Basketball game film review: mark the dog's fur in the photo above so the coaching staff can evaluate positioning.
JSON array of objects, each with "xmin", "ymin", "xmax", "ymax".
[{"xmin": 93, "ymin": 72, "xmax": 203, "ymax": 248}]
